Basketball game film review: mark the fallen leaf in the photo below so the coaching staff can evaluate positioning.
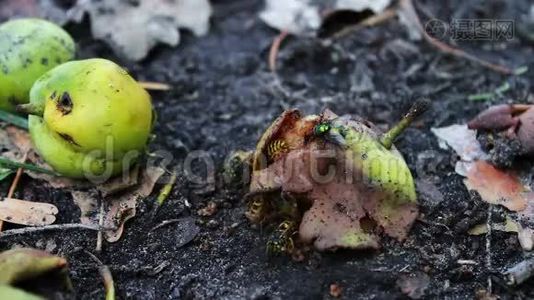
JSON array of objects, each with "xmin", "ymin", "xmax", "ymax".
[
  {"xmin": 71, "ymin": 191, "xmax": 98, "ymax": 226},
  {"xmin": 71, "ymin": 166, "xmax": 165, "ymax": 242},
  {"xmin": 104, "ymin": 166, "xmax": 165, "ymax": 242},
  {"xmin": 0, "ymin": 248, "xmax": 67, "ymax": 285},
  {"xmin": 432, "ymin": 119, "xmax": 534, "ymax": 251},
  {"xmin": 96, "ymin": 166, "xmax": 140, "ymax": 197},
  {"xmin": 0, "ymin": 285, "xmax": 43, "ymax": 300},
  {"xmin": 0, "ymin": 198, "xmax": 58, "ymax": 226},
  {"xmin": 464, "ymin": 160, "xmax": 532, "ymax": 211},
  {"xmin": 260, "ymin": 0, "xmax": 392, "ymax": 36},
  {"xmin": 431, "ymin": 124, "xmax": 488, "ymax": 162},
  {"xmin": 172, "ymin": 217, "xmax": 200, "ymax": 248},
  {"xmin": 396, "ymin": 272, "xmax": 430, "ymax": 299},
  {"xmin": 74, "ymin": 0, "xmax": 212, "ymax": 60}
]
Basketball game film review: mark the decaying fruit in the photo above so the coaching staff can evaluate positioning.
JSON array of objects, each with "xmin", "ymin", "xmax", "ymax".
[
  {"xmin": 20, "ymin": 59, "xmax": 153, "ymax": 179},
  {"xmin": 247, "ymin": 100, "xmax": 428, "ymax": 254},
  {"xmin": 0, "ymin": 18, "xmax": 75, "ymax": 112}
]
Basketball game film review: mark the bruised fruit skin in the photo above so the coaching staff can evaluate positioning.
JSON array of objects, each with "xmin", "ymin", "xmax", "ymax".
[
  {"xmin": 0, "ymin": 18, "xmax": 75, "ymax": 112},
  {"xmin": 25, "ymin": 59, "xmax": 153, "ymax": 179}
]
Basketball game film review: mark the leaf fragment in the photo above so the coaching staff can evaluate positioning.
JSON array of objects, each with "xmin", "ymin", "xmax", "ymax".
[
  {"xmin": 0, "ymin": 248, "xmax": 67, "ymax": 285},
  {"xmin": 0, "ymin": 198, "xmax": 58, "ymax": 226}
]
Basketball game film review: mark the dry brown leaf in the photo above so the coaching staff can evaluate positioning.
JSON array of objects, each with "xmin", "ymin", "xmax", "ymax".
[
  {"xmin": 104, "ymin": 166, "xmax": 165, "ymax": 242},
  {"xmin": 464, "ymin": 160, "xmax": 532, "ymax": 211},
  {"xmin": 0, "ymin": 198, "xmax": 58, "ymax": 226},
  {"xmin": 71, "ymin": 191, "xmax": 99, "ymax": 226},
  {"xmin": 96, "ymin": 166, "xmax": 140, "ymax": 197},
  {"xmin": 71, "ymin": 167, "xmax": 165, "ymax": 242}
]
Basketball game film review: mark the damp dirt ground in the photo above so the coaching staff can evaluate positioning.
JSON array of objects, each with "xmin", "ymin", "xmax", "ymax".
[{"xmin": 1, "ymin": 0, "xmax": 534, "ymax": 299}]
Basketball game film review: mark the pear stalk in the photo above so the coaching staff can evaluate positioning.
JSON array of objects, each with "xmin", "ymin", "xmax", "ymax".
[
  {"xmin": 16, "ymin": 103, "xmax": 44, "ymax": 117},
  {"xmin": 380, "ymin": 98, "xmax": 430, "ymax": 149}
]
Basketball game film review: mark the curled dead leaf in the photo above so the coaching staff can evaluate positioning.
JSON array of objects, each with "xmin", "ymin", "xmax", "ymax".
[{"xmin": 71, "ymin": 166, "xmax": 165, "ymax": 242}]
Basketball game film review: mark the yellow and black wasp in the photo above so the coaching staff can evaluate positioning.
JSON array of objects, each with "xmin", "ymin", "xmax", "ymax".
[
  {"xmin": 266, "ymin": 220, "xmax": 297, "ymax": 255},
  {"xmin": 266, "ymin": 139, "xmax": 290, "ymax": 161}
]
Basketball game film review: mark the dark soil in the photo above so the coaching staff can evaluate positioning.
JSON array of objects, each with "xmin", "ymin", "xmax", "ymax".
[{"xmin": 2, "ymin": 0, "xmax": 534, "ymax": 299}]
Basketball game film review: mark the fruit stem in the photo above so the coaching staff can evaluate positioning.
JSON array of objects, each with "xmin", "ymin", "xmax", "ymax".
[
  {"xmin": 379, "ymin": 98, "xmax": 430, "ymax": 149},
  {"xmin": 16, "ymin": 103, "xmax": 44, "ymax": 117},
  {"xmin": 0, "ymin": 157, "xmax": 58, "ymax": 176}
]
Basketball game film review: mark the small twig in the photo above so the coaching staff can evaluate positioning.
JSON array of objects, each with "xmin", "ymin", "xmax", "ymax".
[
  {"xmin": 0, "ymin": 223, "xmax": 101, "ymax": 238},
  {"xmin": 96, "ymin": 200, "xmax": 105, "ymax": 252},
  {"xmin": 0, "ymin": 152, "xmax": 28, "ymax": 232},
  {"xmin": 486, "ymin": 205, "xmax": 493, "ymax": 294},
  {"xmin": 85, "ymin": 251, "xmax": 115, "ymax": 300},
  {"xmin": 0, "ymin": 110, "xmax": 29, "ymax": 129},
  {"xmin": 157, "ymin": 172, "xmax": 177, "ymax": 206},
  {"xmin": 7, "ymin": 152, "xmax": 27, "ymax": 198},
  {"xmin": 457, "ymin": 259, "xmax": 478, "ymax": 265},
  {"xmin": 331, "ymin": 8, "xmax": 397, "ymax": 40},
  {"xmin": 138, "ymin": 81, "xmax": 171, "ymax": 91},
  {"xmin": 399, "ymin": 0, "xmax": 513, "ymax": 75},
  {"xmin": 268, "ymin": 31, "xmax": 289, "ymax": 72},
  {"xmin": 150, "ymin": 219, "xmax": 181, "ymax": 232},
  {"xmin": 100, "ymin": 265, "xmax": 116, "ymax": 300}
]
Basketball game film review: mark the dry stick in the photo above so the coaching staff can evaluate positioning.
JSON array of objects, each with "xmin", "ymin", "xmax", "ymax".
[
  {"xmin": 399, "ymin": 0, "xmax": 513, "ymax": 75},
  {"xmin": 150, "ymin": 219, "xmax": 181, "ymax": 232},
  {"xmin": 85, "ymin": 251, "xmax": 116, "ymax": 300},
  {"xmin": 96, "ymin": 200, "xmax": 105, "ymax": 252},
  {"xmin": 0, "ymin": 223, "xmax": 101, "ymax": 238},
  {"xmin": 486, "ymin": 205, "xmax": 493, "ymax": 294},
  {"xmin": 138, "ymin": 81, "xmax": 171, "ymax": 91},
  {"xmin": 268, "ymin": 31, "xmax": 289, "ymax": 72},
  {"xmin": 331, "ymin": 8, "xmax": 397, "ymax": 40},
  {"xmin": 0, "ymin": 152, "xmax": 29, "ymax": 232}
]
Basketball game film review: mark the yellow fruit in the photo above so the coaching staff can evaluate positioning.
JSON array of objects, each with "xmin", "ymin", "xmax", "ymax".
[
  {"xmin": 24, "ymin": 59, "xmax": 153, "ymax": 180},
  {"xmin": 0, "ymin": 18, "xmax": 74, "ymax": 112}
]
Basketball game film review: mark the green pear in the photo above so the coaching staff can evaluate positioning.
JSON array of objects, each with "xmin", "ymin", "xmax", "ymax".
[
  {"xmin": 0, "ymin": 18, "xmax": 74, "ymax": 112},
  {"xmin": 23, "ymin": 59, "xmax": 153, "ymax": 180}
]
